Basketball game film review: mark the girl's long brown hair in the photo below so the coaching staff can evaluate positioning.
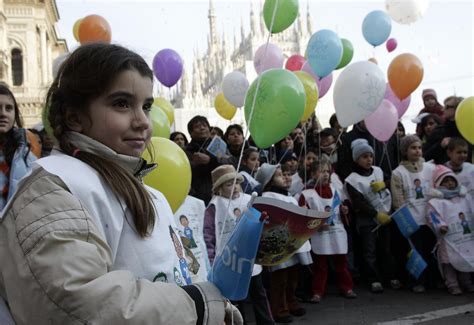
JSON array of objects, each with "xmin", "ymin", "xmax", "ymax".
[{"xmin": 46, "ymin": 43, "xmax": 155, "ymax": 237}]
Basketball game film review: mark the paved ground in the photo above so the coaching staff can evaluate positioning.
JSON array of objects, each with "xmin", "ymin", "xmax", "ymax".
[{"xmin": 243, "ymin": 285, "xmax": 474, "ymax": 324}]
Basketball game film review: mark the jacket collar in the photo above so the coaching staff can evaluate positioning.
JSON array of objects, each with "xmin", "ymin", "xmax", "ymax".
[
  {"xmin": 65, "ymin": 132, "xmax": 156, "ymax": 178},
  {"xmin": 400, "ymin": 158, "xmax": 424, "ymax": 173}
]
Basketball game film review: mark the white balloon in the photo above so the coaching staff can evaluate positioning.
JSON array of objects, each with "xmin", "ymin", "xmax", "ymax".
[
  {"xmin": 385, "ymin": 0, "xmax": 429, "ymax": 25},
  {"xmin": 333, "ymin": 61, "xmax": 387, "ymax": 128},
  {"xmin": 222, "ymin": 71, "xmax": 249, "ymax": 107},
  {"xmin": 52, "ymin": 52, "xmax": 70, "ymax": 78}
]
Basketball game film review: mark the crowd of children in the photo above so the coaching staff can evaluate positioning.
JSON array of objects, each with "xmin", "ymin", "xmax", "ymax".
[{"xmin": 171, "ymin": 90, "xmax": 473, "ymax": 324}]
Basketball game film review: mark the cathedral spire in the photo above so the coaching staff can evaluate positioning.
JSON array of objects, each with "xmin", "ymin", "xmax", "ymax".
[
  {"xmin": 208, "ymin": 0, "xmax": 217, "ymax": 50},
  {"xmin": 240, "ymin": 16, "xmax": 245, "ymax": 42},
  {"xmin": 306, "ymin": 1, "xmax": 313, "ymax": 35},
  {"xmin": 250, "ymin": 2, "xmax": 257, "ymax": 36}
]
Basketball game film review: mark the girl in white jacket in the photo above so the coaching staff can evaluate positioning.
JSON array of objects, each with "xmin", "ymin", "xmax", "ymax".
[{"xmin": 0, "ymin": 43, "xmax": 240, "ymax": 325}]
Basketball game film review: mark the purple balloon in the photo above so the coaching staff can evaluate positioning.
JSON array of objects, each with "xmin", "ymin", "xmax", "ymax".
[
  {"xmin": 153, "ymin": 49, "xmax": 183, "ymax": 88},
  {"xmin": 364, "ymin": 99, "xmax": 398, "ymax": 142},
  {"xmin": 384, "ymin": 83, "xmax": 411, "ymax": 118},
  {"xmin": 386, "ymin": 38, "xmax": 398, "ymax": 53},
  {"xmin": 253, "ymin": 43, "xmax": 284, "ymax": 75},
  {"xmin": 301, "ymin": 61, "xmax": 333, "ymax": 98}
]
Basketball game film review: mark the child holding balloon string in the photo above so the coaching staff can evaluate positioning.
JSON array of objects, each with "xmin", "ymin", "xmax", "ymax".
[{"xmin": 0, "ymin": 43, "xmax": 242, "ymax": 325}]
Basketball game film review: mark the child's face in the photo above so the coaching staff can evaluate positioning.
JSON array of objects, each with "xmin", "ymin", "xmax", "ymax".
[
  {"xmin": 271, "ymin": 168, "xmax": 288, "ymax": 189},
  {"xmin": 282, "ymin": 170, "xmax": 293, "ymax": 187},
  {"xmin": 76, "ymin": 70, "xmax": 153, "ymax": 157},
  {"xmin": 243, "ymin": 151, "xmax": 260, "ymax": 171},
  {"xmin": 313, "ymin": 164, "xmax": 330, "ymax": 185},
  {"xmin": 320, "ymin": 136, "xmax": 336, "ymax": 154},
  {"xmin": 219, "ymin": 180, "xmax": 241, "ymax": 199},
  {"xmin": 424, "ymin": 96, "xmax": 437, "ymax": 108},
  {"xmin": 226, "ymin": 129, "xmax": 243, "ymax": 147},
  {"xmin": 283, "ymin": 159, "xmax": 298, "ymax": 174},
  {"xmin": 173, "ymin": 134, "xmax": 186, "ymax": 148},
  {"xmin": 440, "ymin": 176, "xmax": 457, "ymax": 190},
  {"xmin": 0, "ymin": 94, "xmax": 16, "ymax": 134},
  {"xmin": 356, "ymin": 152, "xmax": 373, "ymax": 170},
  {"xmin": 423, "ymin": 118, "xmax": 438, "ymax": 137},
  {"xmin": 304, "ymin": 152, "xmax": 318, "ymax": 168},
  {"xmin": 406, "ymin": 141, "xmax": 422, "ymax": 162},
  {"xmin": 448, "ymin": 145, "xmax": 468, "ymax": 167},
  {"xmin": 280, "ymin": 136, "xmax": 294, "ymax": 150}
]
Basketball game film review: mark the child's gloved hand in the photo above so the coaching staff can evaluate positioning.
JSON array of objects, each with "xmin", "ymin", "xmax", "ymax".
[
  {"xmin": 370, "ymin": 181, "xmax": 386, "ymax": 192},
  {"xmin": 439, "ymin": 225, "xmax": 449, "ymax": 235},
  {"xmin": 376, "ymin": 212, "xmax": 391, "ymax": 225}
]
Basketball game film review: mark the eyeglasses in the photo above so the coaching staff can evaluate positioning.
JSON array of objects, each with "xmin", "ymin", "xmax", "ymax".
[{"xmin": 445, "ymin": 105, "xmax": 457, "ymax": 109}]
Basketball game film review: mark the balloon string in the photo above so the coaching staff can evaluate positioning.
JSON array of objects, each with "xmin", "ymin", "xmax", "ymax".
[{"xmin": 214, "ymin": 0, "xmax": 280, "ymax": 265}]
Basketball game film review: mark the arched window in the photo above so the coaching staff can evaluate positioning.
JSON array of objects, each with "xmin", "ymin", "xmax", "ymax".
[{"xmin": 11, "ymin": 48, "xmax": 23, "ymax": 86}]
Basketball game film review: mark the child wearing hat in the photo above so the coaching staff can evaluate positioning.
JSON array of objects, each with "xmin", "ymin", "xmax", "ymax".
[
  {"xmin": 391, "ymin": 135, "xmax": 438, "ymax": 293},
  {"xmin": 256, "ymin": 163, "xmax": 310, "ymax": 323},
  {"xmin": 204, "ymin": 164, "xmax": 274, "ymax": 324},
  {"xmin": 345, "ymin": 139, "xmax": 399, "ymax": 293},
  {"xmin": 300, "ymin": 159, "xmax": 356, "ymax": 303},
  {"xmin": 427, "ymin": 165, "xmax": 474, "ymax": 295}
]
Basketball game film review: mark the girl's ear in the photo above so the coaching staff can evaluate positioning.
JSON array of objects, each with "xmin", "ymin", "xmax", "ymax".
[{"xmin": 64, "ymin": 108, "xmax": 84, "ymax": 132}]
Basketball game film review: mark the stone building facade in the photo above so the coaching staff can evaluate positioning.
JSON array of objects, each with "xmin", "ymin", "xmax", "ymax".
[{"xmin": 0, "ymin": 0, "xmax": 67, "ymax": 127}]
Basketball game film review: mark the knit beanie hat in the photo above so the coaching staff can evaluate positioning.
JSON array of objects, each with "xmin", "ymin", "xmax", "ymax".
[
  {"xmin": 255, "ymin": 163, "xmax": 280, "ymax": 190},
  {"xmin": 400, "ymin": 134, "xmax": 421, "ymax": 157},
  {"xmin": 280, "ymin": 150, "xmax": 298, "ymax": 164},
  {"xmin": 422, "ymin": 89, "xmax": 437, "ymax": 100},
  {"xmin": 351, "ymin": 139, "xmax": 374, "ymax": 162},
  {"xmin": 433, "ymin": 164, "xmax": 458, "ymax": 188}
]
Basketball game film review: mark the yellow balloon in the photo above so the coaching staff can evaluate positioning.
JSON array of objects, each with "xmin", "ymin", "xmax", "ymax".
[
  {"xmin": 73, "ymin": 19, "xmax": 82, "ymax": 42},
  {"xmin": 153, "ymin": 97, "xmax": 174, "ymax": 125},
  {"xmin": 142, "ymin": 137, "xmax": 191, "ymax": 213},
  {"xmin": 150, "ymin": 105, "xmax": 170, "ymax": 138},
  {"xmin": 455, "ymin": 96, "xmax": 474, "ymax": 144},
  {"xmin": 294, "ymin": 71, "xmax": 319, "ymax": 122},
  {"xmin": 214, "ymin": 92, "xmax": 237, "ymax": 120}
]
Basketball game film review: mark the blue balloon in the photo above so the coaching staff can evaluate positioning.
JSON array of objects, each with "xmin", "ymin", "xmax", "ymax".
[
  {"xmin": 362, "ymin": 10, "xmax": 392, "ymax": 47},
  {"xmin": 306, "ymin": 29, "xmax": 343, "ymax": 78}
]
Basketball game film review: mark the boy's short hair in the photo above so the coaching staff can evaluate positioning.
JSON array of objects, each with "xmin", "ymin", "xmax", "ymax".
[
  {"xmin": 447, "ymin": 137, "xmax": 468, "ymax": 151},
  {"xmin": 187, "ymin": 115, "xmax": 210, "ymax": 135}
]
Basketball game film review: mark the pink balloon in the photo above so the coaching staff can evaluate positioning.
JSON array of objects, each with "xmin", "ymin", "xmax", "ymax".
[
  {"xmin": 285, "ymin": 54, "xmax": 305, "ymax": 71},
  {"xmin": 364, "ymin": 99, "xmax": 398, "ymax": 142},
  {"xmin": 384, "ymin": 83, "xmax": 411, "ymax": 118},
  {"xmin": 301, "ymin": 61, "xmax": 333, "ymax": 98},
  {"xmin": 254, "ymin": 43, "xmax": 284, "ymax": 75},
  {"xmin": 386, "ymin": 38, "xmax": 398, "ymax": 53}
]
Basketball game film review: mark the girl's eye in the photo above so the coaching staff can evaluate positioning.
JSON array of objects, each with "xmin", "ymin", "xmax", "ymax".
[
  {"xmin": 113, "ymin": 99, "xmax": 130, "ymax": 109},
  {"xmin": 143, "ymin": 103, "xmax": 152, "ymax": 112}
]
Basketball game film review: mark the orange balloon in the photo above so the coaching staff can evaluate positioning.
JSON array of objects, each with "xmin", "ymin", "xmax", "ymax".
[
  {"xmin": 388, "ymin": 53, "xmax": 423, "ymax": 100},
  {"xmin": 78, "ymin": 14, "xmax": 111, "ymax": 44}
]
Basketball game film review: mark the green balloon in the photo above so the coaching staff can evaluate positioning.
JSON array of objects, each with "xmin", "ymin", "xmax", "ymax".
[
  {"xmin": 150, "ymin": 105, "xmax": 171, "ymax": 138},
  {"xmin": 336, "ymin": 38, "xmax": 354, "ymax": 70},
  {"xmin": 244, "ymin": 69, "xmax": 305, "ymax": 148},
  {"xmin": 263, "ymin": 0, "xmax": 299, "ymax": 34}
]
